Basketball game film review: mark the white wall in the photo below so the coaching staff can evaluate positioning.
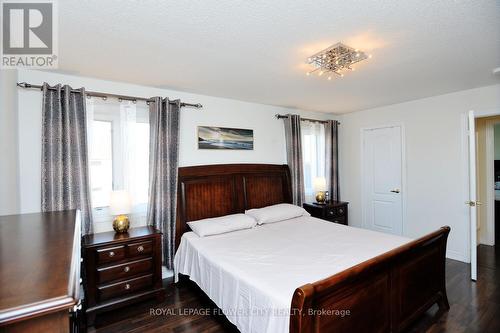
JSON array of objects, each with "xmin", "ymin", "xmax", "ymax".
[
  {"xmin": 340, "ymin": 84, "xmax": 500, "ymax": 262},
  {"xmin": 0, "ymin": 70, "xmax": 20, "ymax": 215},
  {"xmin": 5, "ymin": 68, "xmax": 499, "ymax": 261},
  {"xmin": 12, "ymin": 69, "xmax": 334, "ymax": 230}
]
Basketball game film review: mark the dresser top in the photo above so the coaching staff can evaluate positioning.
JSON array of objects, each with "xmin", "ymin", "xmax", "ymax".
[
  {"xmin": 83, "ymin": 226, "xmax": 161, "ymax": 247},
  {"xmin": 0, "ymin": 210, "xmax": 79, "ymax": 324}
]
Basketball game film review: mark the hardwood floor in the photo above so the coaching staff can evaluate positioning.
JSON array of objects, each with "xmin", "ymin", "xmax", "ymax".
[
  {"xmin": 90, "ymin": 245, "xmax": 500, "ymax": 333},
  {"xmin": 408, "ymin": 245, "xmax": 499, "ymax": 333}
]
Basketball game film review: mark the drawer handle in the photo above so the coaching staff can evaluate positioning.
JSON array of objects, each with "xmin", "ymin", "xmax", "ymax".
[
  {"xmin": 109, "ymin": 251, "xmax": 115, "ymax": 257},
  {"xmin": 137, "ymin": 245, "xmax": 144, "ymax": 252},
  {"xmin": 123, "ymin": 266, "xmax": 130, "ymax": 273},
  {"xmin": 338, "ymin": 208, "xmax": 344, "ymax": 214},
  {"xmin": 124, "ymin": 283, "xmax": 131, "ymax": 290}
]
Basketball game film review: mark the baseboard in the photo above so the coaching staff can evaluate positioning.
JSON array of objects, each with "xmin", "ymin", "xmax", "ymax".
[
  {"xmin": 479, "ymin": 239, "xmax": 495, "ymax": 246},
  {"xmin": 162, "ymin": 266, "xmax": 173, "ymax": 279},
  {"xmin": 446, "ymin": 249, "xmax": 468, "ymax": 263}
]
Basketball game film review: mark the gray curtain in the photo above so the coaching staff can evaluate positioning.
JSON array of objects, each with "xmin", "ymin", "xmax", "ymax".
[
  {"xmin": 284, "ymin": 114, "xmax": 305, "ymax": 205},
  {"xmin": 147, "ymin": 97, "xmax": 180, "ymax": 269},
  {"xmin": 41, "ymin": 83, "xmax": 93, "ymax": 235},
  {"xmin": 325, "ymin": 120, "xmax": 340, "ymax": 201}
]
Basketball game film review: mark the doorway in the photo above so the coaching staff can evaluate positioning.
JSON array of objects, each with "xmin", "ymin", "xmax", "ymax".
[
  {"xmin": 475, "ymin": 116, "xmax": 499, "ymax": 247},
  {"xmin": 470, "ymin": 114, "xmax": 500, "ymax": 282},
  {"xmin": 362, "ymin": 125, "xmax": 404, "ymax": 235}
]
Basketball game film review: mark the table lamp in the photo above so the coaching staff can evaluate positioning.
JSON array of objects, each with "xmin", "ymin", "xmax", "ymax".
[
  {"xmin": 110, "ymin": 190, "xmax": 132, "ymax": 233},
  {"xmin": 313, "ymin": 177, "xmax": 327, "ymax": 204}
]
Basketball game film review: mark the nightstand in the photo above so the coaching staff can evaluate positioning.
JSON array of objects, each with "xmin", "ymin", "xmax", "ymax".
[
  {"xmin": 82, "ymin": 226, "xmax": 165, "ymax": 326},
  {"xmin": 303, "ymin": 201, "xmax": 349, "ymax": 225}
]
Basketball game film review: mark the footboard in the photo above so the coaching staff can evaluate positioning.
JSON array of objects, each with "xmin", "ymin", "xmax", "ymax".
[{"xmin": 290, "ymin": 226, "xmax": 450, "ymax": 333}]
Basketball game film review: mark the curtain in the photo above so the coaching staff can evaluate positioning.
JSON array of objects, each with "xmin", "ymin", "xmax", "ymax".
[
  {"xmin": 301, "ymin": 121, "xmax": 326, "ymax": 202},
  {"xmin": 325, "ymin": 120, "xmax": 340, "ymax": 201},
  {"xmin": 120, "ymin": 101, "xmax": 150, "ymax": 210},
  {"xmin": 41, "ymin": 83, "xmax": 93, "ymax": 234},
  {"xmin": 284, "ymin": 114, "xmax": 305, "ymax": 205},
  {"xmin": 147, "ymin": 97, "xmax": 180, "ymax": 269}
]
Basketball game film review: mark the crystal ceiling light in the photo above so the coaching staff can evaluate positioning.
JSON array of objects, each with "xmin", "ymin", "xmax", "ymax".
[{"xmin": 306, "ymin": 42, "xmax": 371, "ymax": 79}]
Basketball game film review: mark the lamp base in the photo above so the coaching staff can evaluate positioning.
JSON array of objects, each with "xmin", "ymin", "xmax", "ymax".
[
  {"xmin": 113, "ymin": 215, "xmax": 130, "ymax": 233},
  {"xmin": 315, "ymin": 191, "xmax": 326, "ymax": 204}
]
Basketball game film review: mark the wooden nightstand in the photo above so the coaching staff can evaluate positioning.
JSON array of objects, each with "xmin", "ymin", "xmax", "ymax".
[
  {"xmin": 82, "ymin": 226, "xmax": 165, "ymax": 327},
  {"xmin": 303, "ymin": 201, "xmax": 349, "ymax": 225}
]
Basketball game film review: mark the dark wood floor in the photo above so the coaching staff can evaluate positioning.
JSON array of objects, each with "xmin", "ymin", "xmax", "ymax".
[{"xmin": 90, "ymin": 245, "xmax": 500, "ymax": 333}]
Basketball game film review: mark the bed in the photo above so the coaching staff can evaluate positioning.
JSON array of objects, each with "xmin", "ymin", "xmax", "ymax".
[{"xmin": 174, "ymin": 164, "xmax": 450, "ymax": 333}]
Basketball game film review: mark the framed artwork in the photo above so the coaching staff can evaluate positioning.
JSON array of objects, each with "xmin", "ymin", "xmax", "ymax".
[{"xmin": 198, "ymin": 126, "xmax": 254, "ymax": 150}]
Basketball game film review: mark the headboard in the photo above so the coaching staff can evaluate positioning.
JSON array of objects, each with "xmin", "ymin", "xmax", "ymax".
[{"xmin": 175, "ymin": 163, "xmax": 292, "ymax": 248}]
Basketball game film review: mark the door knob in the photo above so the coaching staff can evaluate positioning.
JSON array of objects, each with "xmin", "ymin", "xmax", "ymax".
[
  {"xmin": 390, "ymin": 189, "xmax": 400, "ymax": 193},
  {"xmin": 465, "ymin": 201, "xmax": 482, "ymax": 207}
]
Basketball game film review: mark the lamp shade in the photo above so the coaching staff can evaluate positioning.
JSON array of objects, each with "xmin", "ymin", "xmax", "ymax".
[
  {"xmin": 109, "ymin": 190, "xmax": 132, "ymax": 215},
  {"xmin": 313, "ymin": 177, "xmax": 327, "ymax": 192}
]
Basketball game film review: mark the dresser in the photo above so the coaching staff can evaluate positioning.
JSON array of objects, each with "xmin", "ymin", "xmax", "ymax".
[
  {"xmin": 82, "ymin": 226, "xmax": 165, "ymax": 326},
  {"xmin": 0, "ymin": 210, "xmax": 81, "ymax": 333},
  {"xmin": 303, "ymin": 201, "xmax": 349, "ymax": 225}
]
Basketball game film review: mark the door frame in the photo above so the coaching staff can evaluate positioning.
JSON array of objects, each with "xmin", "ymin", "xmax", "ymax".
[{"xmin": 360, "ymin": 123, "xmax": 407, "ymax": 235}]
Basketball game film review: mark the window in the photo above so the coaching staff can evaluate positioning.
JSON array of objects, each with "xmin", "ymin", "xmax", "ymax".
[
  {"xmin": 87, "ymin": 99, "xmax": 150, "ymax": 223},
  {"xmin": 89, "ymin": 121, "xmax": 113, "ymax": 208},
  {"xmin": 301, "ymin": 121, "xmax": 326, "ymax": 201}
]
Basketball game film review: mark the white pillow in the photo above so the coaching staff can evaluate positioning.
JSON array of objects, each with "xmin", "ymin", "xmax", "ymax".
[
  {"xmin": 187, "ymin": 213, "xmax": 257, "ymax": 237},
  {"xmin": 245, "ymin": 203, "xmax": 310, "ymax": 225}
]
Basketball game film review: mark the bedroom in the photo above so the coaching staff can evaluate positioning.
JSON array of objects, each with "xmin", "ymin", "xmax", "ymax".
[{"xmin": 0, "ymin": 1, "xmax": 499, "ymax": 332}]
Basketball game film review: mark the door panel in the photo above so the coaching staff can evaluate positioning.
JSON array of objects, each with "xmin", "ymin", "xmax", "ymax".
[
  {"xmin": 373, "ymin": 201, "xmax": 394, "ymax": 229},
  {"xmin": 363, "ymin": 126, "xmax": 403, "ymax": 235},
  {"xmin": 468, "ymin": 110, "xmax": 477, "ymax": 281}
]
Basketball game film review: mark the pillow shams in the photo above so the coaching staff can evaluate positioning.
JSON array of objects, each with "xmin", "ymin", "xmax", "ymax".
[
  {"xmin": 245, "ymin": 203, "xmax": 310, "ymax": 225},
  {"xmin": 187, "ymin": 213, "xmax": 257, "ymax": 237}
]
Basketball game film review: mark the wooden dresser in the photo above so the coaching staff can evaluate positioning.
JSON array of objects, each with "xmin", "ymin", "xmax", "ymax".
[
  {"xmin": 303, "ymin": 201, "xmax": 349, "ymax": 225},
  {"xmin": 0, "ymin": 210, "xmax": 81, "ymax": 333},
  {"xmin": 82, "ymin": 226, "xmax": 165, "ymax": 326}
]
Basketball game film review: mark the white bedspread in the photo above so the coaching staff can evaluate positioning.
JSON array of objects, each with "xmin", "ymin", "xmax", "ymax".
[{"xmin": 174, "ymin": 216, "xmax": 411, "ymax": 333}]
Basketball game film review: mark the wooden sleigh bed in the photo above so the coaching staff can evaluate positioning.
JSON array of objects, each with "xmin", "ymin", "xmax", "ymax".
[{"xmin": 175, "ymin": 163, "xmax": 450, "ymax": 333}]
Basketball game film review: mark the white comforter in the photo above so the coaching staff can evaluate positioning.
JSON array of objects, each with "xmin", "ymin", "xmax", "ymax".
[{"xmin": 174, "ymin": 216, "xmax": 411, "ymax": 333}]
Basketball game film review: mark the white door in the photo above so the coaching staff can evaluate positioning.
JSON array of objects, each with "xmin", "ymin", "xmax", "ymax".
[
  {"xmin": 467, "ymin": 110, "xmax": 478, "ymax": 281},
  {"xmin": 362, "ymin": 126, "xmax": 403, "ymax": 235}
]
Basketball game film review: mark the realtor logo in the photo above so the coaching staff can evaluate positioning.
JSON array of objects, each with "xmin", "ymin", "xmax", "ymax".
[{"xmin": 1, "ymin": 0, "xmax": 58, "ymax": 68}]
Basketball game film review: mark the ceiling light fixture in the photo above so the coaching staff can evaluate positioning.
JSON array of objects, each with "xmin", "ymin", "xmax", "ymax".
[{"xmin": 306, "ymin": 42, "xmax": 370, "ymax": 79}]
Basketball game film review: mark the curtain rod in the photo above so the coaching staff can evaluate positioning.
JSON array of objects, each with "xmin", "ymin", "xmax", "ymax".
[
  {"xmin": 16, "ymin": 82, "xmax": 203, "ymax": 109},
  {"xmin": 275, "ymin": 114, "xmax": 340, "ymax": 125}
]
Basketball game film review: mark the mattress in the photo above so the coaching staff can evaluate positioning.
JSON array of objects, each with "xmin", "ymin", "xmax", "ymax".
[{"xmin": 174, "ymin": 216, "xmax": 411, "ymax": 333}]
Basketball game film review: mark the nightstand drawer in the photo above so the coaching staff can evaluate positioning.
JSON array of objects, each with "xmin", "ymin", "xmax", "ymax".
[
  {"xmin": 127, "ymin": 240, "xmax": 152, "ymax": 258},
  {"xmin": 97, "ymin": 245, "xmax": 126, "ymax": 264},
  {"xmin": 325, "ymin": 207, "xmax": 346, "ymax": 219},
  {"xmin": 97, "ymin": 257, "xmax": 153, "ymax": 284},
  {"xmin": 98, "ymin": 274, "xmax": 153, "ymax": 301},
  {"xmin": 327, "ymin": 216, "xmax": 347, "ymax": 225}
]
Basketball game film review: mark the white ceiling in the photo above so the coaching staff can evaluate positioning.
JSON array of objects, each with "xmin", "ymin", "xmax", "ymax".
[{"xmin": 56, "ymin": 0, "xmax": 500, "ymax": 113}]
